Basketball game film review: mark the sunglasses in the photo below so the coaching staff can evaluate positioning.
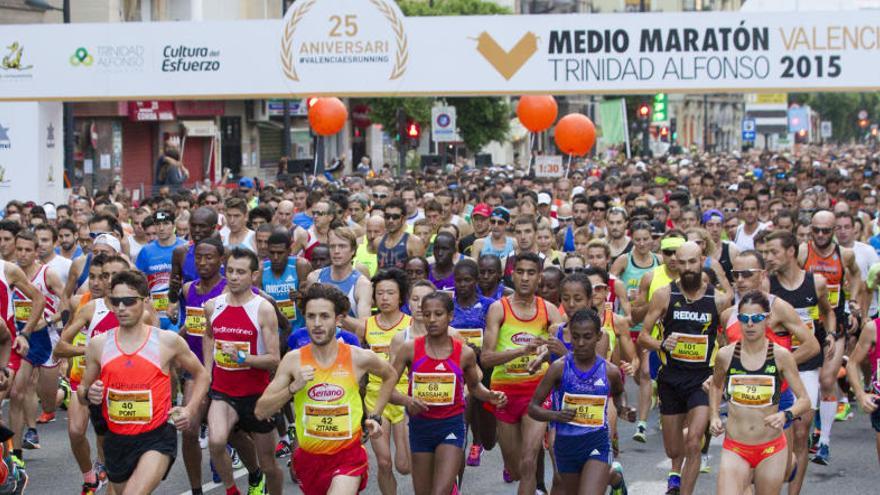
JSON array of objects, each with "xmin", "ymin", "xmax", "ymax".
[
  {"xmin": 737, "ymin": 312, "xmax": 768, "ymax": 324},
  {"xmin": 372, "ymin": 193, "xmax": 389, "ymax": 199},
  {"xmin": 812, "ymin": 226, "xmax": 833, "ymax": 235},
  {"xmin": 557, "ymin": 216, "xmax": 572, "ymax": 222},
  {"xmin": 490, "ymin": 219, "xmax": 507, "ymax": 225},
  {"xmin": 385, "ymin": 213, "xmax": 403, "ymax": 220},
  {"xmin": 564, "ymin": 267, "xmax": 586, "ymax": 274},
  {"xmin": 89, "ymin": 231, "xmax": 110, "ymax": 240},
  {"xmin": 591, "ymin": 283, "xmax": 609, "ymax": 291},
  {"xmin": 312, "ymin": 210, "xmax": 332, "ymax": 217},
  {"xmin": 732, "ymin": 269, "xmax": 761, "ymax": 280},
  {"xmin": 722, "ymin": 207, "xmax": 739, "ymax": 214},
  {"xmin": 109, "ymin": 296, "xmax": 143, "ymax": 308},
  {"xmin": 593, "ymin": 206, "xmax": 607, "ymax": 212}
]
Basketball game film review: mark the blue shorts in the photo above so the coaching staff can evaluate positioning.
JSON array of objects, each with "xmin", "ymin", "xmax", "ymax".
[
  {"xmin": 24, "ymin": 327, "xmax": 55, "ymax": 367},
  {"xmin": 649, "ymin": 351, "xmax": 661, "ymax": 380},
  {"xmin": 408, "ymin": 414, "xmax": 465, "ymax": 453},
  {"xmin": 554, "ymin": 428, "xmax": 612, "ymax": 473},
  {"xmin": 779, "ymin": 389, "xmax": 795, "ymax": 429}
]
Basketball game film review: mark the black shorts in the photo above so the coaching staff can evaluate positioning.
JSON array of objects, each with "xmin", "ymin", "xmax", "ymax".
[
  {"xmin": 104, "ymin": 422, "xmax": 177, "ymax": 484},
  {"xmin": 871, "ymin": 403, "xmax": 880, "ymax": 433},
  {"xmin": 209, "ymin": 390, "xmax": 276, "ymax": 434},
  {"xmin": 658, "ymin": 368, "xmax": 712, "ymax": 415},
  {"xmin": 89, "ymin": 404, "xmax": 108, "ymax": 436}
]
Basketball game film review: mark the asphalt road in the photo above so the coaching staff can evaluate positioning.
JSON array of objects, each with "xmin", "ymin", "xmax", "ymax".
[{"xmin": 16, "ymin": 387, "xmax": 879, "ymax": 494}]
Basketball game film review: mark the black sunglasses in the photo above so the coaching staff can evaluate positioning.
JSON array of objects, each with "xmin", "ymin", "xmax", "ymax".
[
  {"xmin": 385, "ymin": 213, "xmax": 403, "ymax": 220},
  {"xmin": 564, "ymin": 267, "xmax": 586, "ymax": 274},
  {"xmin": 812, "ymin": 226, "xmax": 833, "ymax": 235},
  {"xmin": 109, "ymin": 296, "xmax": 143, "ymax": 308},
  {"xmin": 732, "ymin": 269, "xmax": 761, "ymax": 280}
]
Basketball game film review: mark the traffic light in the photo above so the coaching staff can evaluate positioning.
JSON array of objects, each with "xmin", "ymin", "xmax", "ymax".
[
  {"xmin": 859, "ymin": 118, "xmax": 870, "ymax": 129},
  {"xmin": 637, "ymin": 102, "xmax": 651, "ymax": 121},
  {"xmin": 406, "ymin": 120, "xmax": 421, "ymax": 148},
  {"xmin": 659, "ymin": 126, "xmax": 669, "ymax": 142},
  {"xmin": 670, "ymin": 117, "xmax": 678, "ymax": 142},
  {"xmin": 795, "ymin": 128, "xmax": 808, "ymax": 143},
  {"xmin": 652, "ymin": 94, "xmax": 667, "ymax": 123}
]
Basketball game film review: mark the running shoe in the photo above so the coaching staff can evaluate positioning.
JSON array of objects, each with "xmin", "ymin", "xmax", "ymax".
[
  {"xmin": 809, "ymin": 430, "xmax": 820, "ymax": 455},
  {"xmin": 700, "ymin": 454, "xmax": 711, "ymax": 473},
  {"xmin": 610, "ymin": 461, "xmax": 628, "ymax": 495},
  {"xmin": 666, "ymin": 472, "xmax": 681, "ymax": 495},
  {"xmin": 210, "ymin": 460, "xmax": 221, "ymax": 484},
  {"xmin": 287, "ymin": 424, "xmax": 296, "ymax": 443},
  {"xmin": 9, "ymin": 455, "xmax": 24, "ymax": 471},
  {"xmin": 229, "ymin": 446, "xmax": 243, "ymax": 469},
  {"xmin": 22, "ymin": 428, "xmax": 39, "ymax": 449},
  {"xmin": 199, "ymin": 423, "xmax": 208, "ymax": 450},
  {"xmin": 632, "ymin": 422, "xmax": 647, "ymax": 443},
  {"xmin": 81, "ymin": 481, "xmax": 99, "ymax": 495},
  {"xmin": 275, "ymin": 440, "xmax": 291, "ymax": 459},
  {"xmin": 59, "ymin": 377, "xmax": 71, "ymax": 410},
  {"xmin": 502, "ymin": 468, "xmax": 513, "ymax": 483},
  {"xmin": 12, "ymin": 467, "xmax": 27, "ymax": 495},
  {"xmin": 36, "ymin": 412, "xmax": 55, "ymax": 424},
  {"xmin": 812, "ymin": 443, "xmax": 830, "ymax": 466},
  {"xmin": 834, "ymin": 402, "xmax": 852, "ymax": 422},
  {"xmin": 247, "ymin": 472, "xmax": 267, "ymax": 495},
  {"xmin": 466, "ymin": 444, "xmax": 483, "ymax": 467}
]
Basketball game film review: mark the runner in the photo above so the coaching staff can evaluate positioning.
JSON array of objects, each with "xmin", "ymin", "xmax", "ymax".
[
  {"xmin": 254, "ymin": 284, "xmax": 399, "ymax": 495},
  {"xmin": 528, "ymin": 309, "xmax": 627, "ymax": 495},
  {"xmin": 428, "ymin": 232, "xmax": 457, "ymax": 291},
  {"xmin": 472, "ymin": 207, "xmax": 516, "ymax": 261},
  {"xmin": 168, "ymin": 207, "xmax": 218, "ymax": 313},
  {"xmin": 391, "ymin": 290, "xmax": 506, "ymax": 495},
  {"xmin": 639, "ymin": 241, "xmax": 732, "ymax": 495},
  {"xmin": 845, "ymin": 314, "xmax": 880, "ymax": 465},
  {"xmin": 135, "ymin": 210, "xmax": 185, "ymax": 330},
  {"xmin": 204, "ymin": 247, "xmax": 283, "ymax": 495},
  {"xmin": 709, "ymin": 291, "xmax": 811, "ymax": 495},
  {"xmin": 376, "ymin": 198, "xmax": 425, "ymax": 270},
  {"xmin": 77, "ymin": 270, "xmax": 209, "ymax": 494},
  {"xmin": 482, "ymin": 252, "xmax": 564, "ymax": 494},
  {"xmin": 477, "ymin": 254, "xmax": 511, "ymax": 302}
]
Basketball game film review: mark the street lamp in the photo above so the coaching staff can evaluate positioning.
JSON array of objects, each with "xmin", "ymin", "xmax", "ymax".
[{"xmin": 26, "ymin": 0, "xmax": 74, "ymax": 187}]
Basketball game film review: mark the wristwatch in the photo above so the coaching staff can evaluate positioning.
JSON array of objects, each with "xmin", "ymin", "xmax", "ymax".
[
  {"xmin": 236, "ymin": 350, "xmax": 247, "ymax": 364},
  {"xmin": 367, "ymin": 413, "xmax": 383, "ymax": 424},
  {"xmin": 783, "ymin": 409, "xmax": 795, "ymax": 423}
]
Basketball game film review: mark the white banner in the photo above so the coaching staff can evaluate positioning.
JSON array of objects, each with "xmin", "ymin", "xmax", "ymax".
[
  {"xmin": 3, "ymin": 1, "xmax": 880, "ymax": 100},
  {"xmin": 0, "ymin": 102, "xmax": 65, "ymax": 206}
]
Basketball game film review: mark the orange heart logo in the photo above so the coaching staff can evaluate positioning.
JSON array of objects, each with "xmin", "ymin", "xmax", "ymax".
[{"xmin": 475, "ymin": 32, "xmax": 538, "ymax": 80}]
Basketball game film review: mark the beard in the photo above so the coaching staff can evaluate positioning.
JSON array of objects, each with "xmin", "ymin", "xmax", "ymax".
[{"xmin": 680, "ymin": 270, "xmax": 702, "ymax": 292}]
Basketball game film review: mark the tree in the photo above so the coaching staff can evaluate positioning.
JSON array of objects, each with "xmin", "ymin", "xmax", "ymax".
[
  {"xmin": 365, "ymin": 0, "xmax": 512, "ymax": 157},
  {"xmin": 790, "ymin": 92, "xmax": 880, "ymax": 143}
]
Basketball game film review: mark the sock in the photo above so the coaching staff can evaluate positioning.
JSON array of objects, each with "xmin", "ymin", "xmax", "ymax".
[
  {"xmin": 83, "ymin": 470, "xmax": 96, "ymax": 485},
  {"xmin": 668, "ymin": 471, "xmax": 680, "ymax": 479},
  {"xmin": 248, "ymin": 469, "xmax": 263, "ymax": 485},
  {"xmin": 818, "ymin": 398, "xmax": 836, "ymax": 445},
  {"xmin": 225, "ymin": 486, "xmax": 240, "ymax": 495},
  {"xmin": 12, "ymin": 449, "xmax": 21, "ymax": 459},
  {"xmin": 191, "ymin": 489, "xmax": 203, "ymax": 495},
  {"xmin": 637, "ymin": 420, "xmax": 647, "ymax": 429}
]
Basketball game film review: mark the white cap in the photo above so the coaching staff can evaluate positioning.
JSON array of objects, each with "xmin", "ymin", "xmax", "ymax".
[
  {"xmin": 42, "ymin": 203, "xmax": 56, "ymax": 220},
  {"xmin": 727, "ymin": 184, "xmax": 739, "ymax": 192},
  {"xmin": 537, "ymin": 192, "xmax": 551, "ymax": 205},
  {"xmin": 571, "ymin": 186, "xmax": 585, "ymax": 198},
  {"xmin": 93, "ymin": 234, "xmax": 121, "ymax": 253}
]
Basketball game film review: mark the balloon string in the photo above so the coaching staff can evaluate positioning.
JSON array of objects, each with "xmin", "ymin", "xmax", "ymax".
[
  {"xmin": 565, "ymin": 154, "xmax": 572, "ymax": 179},
  {"xmin": 526, "ymin": 132, "xmax": 534, "ymax": 176}
]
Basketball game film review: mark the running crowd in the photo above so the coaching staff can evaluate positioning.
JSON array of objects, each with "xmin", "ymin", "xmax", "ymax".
[{"xmin": 0, "ymin": 144, "xmax": 878, "ymax": 495}]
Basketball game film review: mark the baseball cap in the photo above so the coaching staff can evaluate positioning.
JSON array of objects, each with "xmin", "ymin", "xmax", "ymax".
[
  {"xmin": 42, "ymin": 203, "xmax": 56, "ymax": 221},
  {"xmin": 238, "ymin": 177, "xmax": 255, "ymax": 189},
  {"xmin": 93, "ymin": 234, "xmax": 121, "ymax": 253},
  {"xmin": 472, "ymin": 203, "xmax": 491, "ymax": 218},
  {"xmin": 490, "ymin": 206, "xmax": 510, "ymax": 223},
  {"xmin": 154, "ymin": 210, "xmax": 175, "ymax": 223},
  {"xmin": 701, "ymin": 209, "xmax": 723, "ymax": 225},
  {"xmin": 537, "ymin": 193, "xmax": 552, "ymax": 206},
  {"xmin": 571, "ymin": 186, "xmax": 585, "ymax": 198}
]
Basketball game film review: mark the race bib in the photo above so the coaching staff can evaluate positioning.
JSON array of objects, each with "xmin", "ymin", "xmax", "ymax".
[
  {"xmin": 370, "ymin": 344, "xmax": 390, "ymax": 362},
  {"xmin": 184, "ymin": 307, "xmax": 206, "ymax": 336},
  {"xmin": 69, "ymin": 332, "xmax": 87, "ymax": 383},
  {"xmin": 412, "ymin": 372, "xmax": 457, "ymax": 406},
  {"xmin": 505, "ymin": 355, "xmax": 532, "ymax": 376},
  {"xmin": 303, "ymin": 403, "xmax": 352, "ymax": 440},
  {"xmin": 13, "ymin": 300, "xmax": 32, "ymax": 324},
  {"xmin": 562, "ymin": 393, "xmax": 607, "ymax": 428},
  {"xmin": 151, "ymin": 291, "xmax": 169, "ymax": 313},
  {"xmin": 277, "ymin": 300, "xmax": 296, "ymax": 321},
  {"xmin": 213, "ymin": 340, "xmax": 251, "ymax": 371},
  {"xmin": 728, "ymin": 375, "xmax": 775, "ymax": 408},
  {"xmin": 455, "ymin": 328, "xmax": 483, "ymax": 349},
  {"xmin": 827, "ymin": 284, "xmax": 840, "ymax": 307},
  {"xmin": 670, "ymin": 333, "xmax": 709, "ymax": 362},
  {"xmin": 106, "ymin": 388, "xmax": 152, "ymax": 424}
]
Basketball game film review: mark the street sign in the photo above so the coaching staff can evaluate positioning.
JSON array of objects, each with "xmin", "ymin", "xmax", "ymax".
[
  {"xmin": 534, "ymin": 155, "xmax": 564, "ymax": 178},
  {"xmin": 787, "ymin": 107, "xmax": 809, "ymax": 133},
  {"xmin": 820, "ymin": 121, "xmax": 833, "ymax": 139},
  {"xmin": 431, "ymin": 106, "xmax": 459, "ymax": 143},
  {"xmin": 859, "ymin": 110, "xmax": 869, "ymax": 120},
  {"xmin": 742, "ymin": 118, "xmax": 756, "ymax": 141}
]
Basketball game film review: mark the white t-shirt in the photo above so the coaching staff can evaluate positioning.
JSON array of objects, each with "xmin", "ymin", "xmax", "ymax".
[
  {"xmin": 851, "ymin": 241, "xmax": 880, "ymax": 316},
  {"xmin": 46, "ymin": 255, "xmax": 72, "ymax": 287},
  {"xmin": 128, "ymin": 236, "xmax": 145, "ymax": 262},
  {"xmin": 734, "ymin": 222, "xmax": 769, "ymax": 252}
]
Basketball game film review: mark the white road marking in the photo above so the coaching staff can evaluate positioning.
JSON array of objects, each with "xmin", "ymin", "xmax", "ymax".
[{"xmin": 178, "ymin": 467, "xmax": 247, "ymax": 495}]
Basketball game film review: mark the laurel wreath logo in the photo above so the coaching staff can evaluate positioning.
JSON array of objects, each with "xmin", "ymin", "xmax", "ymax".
[{"xmin": 280, "ymin": 0, "xmax": 408, "ymax": 82}]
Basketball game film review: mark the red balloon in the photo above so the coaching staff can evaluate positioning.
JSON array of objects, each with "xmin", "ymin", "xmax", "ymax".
[
  {"xmin": 517, "ymin": 95, "xmax": 557, "ymax": 133},
  {"xmin": 308, "ymin": 97, "xmax": 348, "ymax": 136},
  {"xmin": 554, "ymin": 113, "xmax": 596, "ymax": 157}
]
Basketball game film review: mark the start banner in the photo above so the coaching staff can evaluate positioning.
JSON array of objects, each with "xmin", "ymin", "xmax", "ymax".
[{"xmin": 2, "ymin": 0, "xmax": 880, "ymax": 100}]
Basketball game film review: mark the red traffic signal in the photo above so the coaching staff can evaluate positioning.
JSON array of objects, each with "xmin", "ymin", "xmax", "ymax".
[
  {"xmin": 637, "ymin": 103, "xmax": 651, "ymax": 120},
  {"xmin": 859, "ymin": 118, "xmax": 870, "ymax": 129},
  {"xmin": 406, "ymin": 121, "xmax": 421, "ymax": 138}
]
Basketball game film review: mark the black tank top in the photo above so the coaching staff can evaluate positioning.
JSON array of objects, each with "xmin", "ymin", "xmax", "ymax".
[
  {"xmin": 660, "ymin": 282, "xmax": 719, "ymax": 372},
  {"xmin": 769, "ymin": 273, "xmax": 824, "ymax": 371},
  {"xmin": 377, "ymin": 232, "xmax": 410, "ymax": 270},
  {"xmin": 611, "ymin": 239, "xmax": 634, "ymax": 266},
  {"xmin": 719, "ymin": 242, "xmax": 733, "ymax": 283},
  {"xmin": 725, "ymin": 341, "xmax": 783, "ymax": 408}
]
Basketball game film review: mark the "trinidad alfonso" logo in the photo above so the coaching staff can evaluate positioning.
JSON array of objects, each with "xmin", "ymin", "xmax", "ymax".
[{"xmin": 70, "ymin": 47, "xmax": 94, "ymax": 67}]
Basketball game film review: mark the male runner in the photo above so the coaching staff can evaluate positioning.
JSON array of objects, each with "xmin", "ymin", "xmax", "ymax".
[
  {"xmin": 482, "ymin": 252, "xmax": 564, "ymax": 495},
  {"xmin": 78, "ymin": 270, "xmax": 209, "ymax": 494},
  {"xmin": 255, "ymin": 284, "xmax": 399, "ymax": 495},
  {"xmin": 639, "ymin": 242, "xmax": 732, "ymax": 495},
  {"xmin": 62, "ymin": 214, "xmax": 119, "ymax": 302},
  {"xmin": 135, "ymin": 210, "xmax": 185, "ymax": 330},
  {"xmin": 798, "ymin": 210, "xmax": 862, "ymax": 465},
  {"xmin": 204, "ymin": 247, "xmax": 283, "ymax": 495},
  {"xmin": 168, "ymin": 207, "xmax": 218, "ymax": 315},
  {"xmin": 307, "ymin": 227, "xmax": 372, "ymax": 319},
  {"xmin": 607, "ymin": 207, "xmax": 632, "ymax": 262},
  {"xmin": 762, "ymin": 229, "xmax": 834, "ymax": 495},
  {"xmin": 34, "ymin": 224, "xmax": 72, "ymax": 285},
  {"xmin": 376, "ymin": 198, "xmax": 425, "ymax": 270}
]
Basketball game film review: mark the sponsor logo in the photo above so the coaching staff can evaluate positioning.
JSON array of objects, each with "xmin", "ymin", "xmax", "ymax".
[
  {"xmin": 435, "ymin": 363, "xmax": 446, "ymax": 371},
  {"xmin": 162, "ymin": 45, "xmax": 220, "ymax": 72},
  {"xmin": 307, "ymin": 383, "xmax": 344, "ymax": 402},
  {"xmin": 672, "ymin": 310, "xmax": 712, "ymax": 323},
  {"xmin": 1, "ymin": 41, "xmax": 33, "ymax": 72},
  {"xmin": 761, "ymin": 446, "xmax": 776, "ymax": 455},
  {"xmin": 511, "ymin": 332, "xmax": 535, "ymax": 346},
  {"xmin": 71, "ymin": 45, "xmax": 145, "ymax": 72},
  {"xmin": 70, "ymin": 47, "xmax": 94, "ymax": 67},
  {"xmin": 474, "ymin": 32, "xmax": 538, "ymax": 80},
  {"xmin": 0, "ymin": 123, "xmax": 9, "ymax": 149}
]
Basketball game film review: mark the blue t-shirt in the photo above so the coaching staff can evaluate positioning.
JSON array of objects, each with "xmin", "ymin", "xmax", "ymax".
[
  {"xmin": 287, "ymin": 327, "xmax": 360, "ymax": 351},
  {"xmin": 293, "ymin": 212, "xmax": 313, "ymax": 229},
  {"xmin": 56, "ymin": 245, "xmax": 84, "ymax": 260},
  {"xmin": 135, "ymin": 238, "xmax": 185, "ymax": 329}
]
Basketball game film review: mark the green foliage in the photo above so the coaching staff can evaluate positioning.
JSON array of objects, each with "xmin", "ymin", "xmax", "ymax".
[
  {"xmin": 790, "ymin": 92, "xmax": 880, "ymax": 142},
  {"xmin": 364, "ymin": 0, "xmax": 512, "ymax": 155}
]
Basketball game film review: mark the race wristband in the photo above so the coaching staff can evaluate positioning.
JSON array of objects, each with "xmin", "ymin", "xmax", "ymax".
[{"xmin": 236, "ymin": 350, "xmax": 247, "ymax": 364}]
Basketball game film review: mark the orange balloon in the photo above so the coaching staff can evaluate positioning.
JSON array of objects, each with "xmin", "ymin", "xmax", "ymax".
[
  {"xmin": 517, "ymin": 95, "xmax": 558, "ymax": 133},
  {"xmin": 554, "ymin": 113, "xmax": 596, "ymax": 157},
  {"xmin": 308, "ymin": 97, "xmax": 348, "ymax": 136}
]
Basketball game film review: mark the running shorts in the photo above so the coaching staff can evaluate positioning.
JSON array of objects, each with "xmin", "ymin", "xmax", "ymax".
[
  {"xmin": 364, "ymin": 390, "xmax": 405, "ymax": 425},
  {"xmin": 103, "ymin": 422, "xmax": 177, "ymax": 484},
  {"xmin": 871, "ymin": 401, "xmax": 880, "ymax": 433},
  {"xmin": 293, "ymin": 442, "xmax": 368, "ymax": 495},
  {"xmin": 657, "ymin": 368, "xmax": 711, "ymax": 415},
  {"xmin": 24, "ymin": 328, "xmax": 55, "ymax": 367},
  {"xmin": 89, "ymin": 404, "xmax": 109, "ymax": 436},
  {"xmin": 722, "ymin": 434, "xmax": 787, "ymax": 469},
  {"xmin": 649, "ymin": 351, "xmax": 661, "ymax": 380},
  {"xmin": 554, "ymin": 428, "xmax": 613, "ymax": 473},
  {"xmin": 409, "ymin": 414, "xmax": 466, "ymax": 453},
  {"xmin": 484, "ymin": 388, "xmax": 551, "ymax": 424},
  {"xmin": 209, "ymin": 390, "xmax": 276, "ymax": 434}
]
